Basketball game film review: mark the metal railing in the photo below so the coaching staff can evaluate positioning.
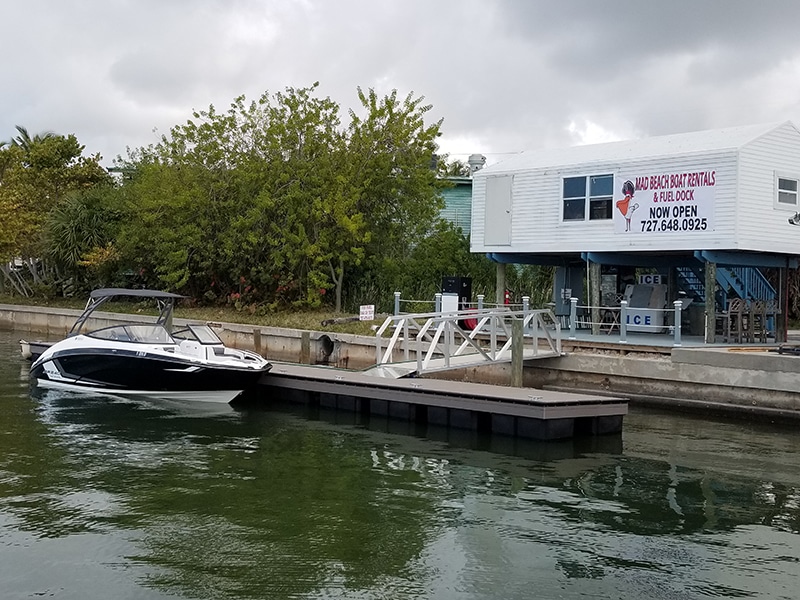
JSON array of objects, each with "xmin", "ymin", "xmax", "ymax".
[
  {"xmin": 374, "ymin": 306, "xmax": 562, "ymax": 374},
  {"xmin": 567, "ymin": 297, "xmax": 686, "ymax": 346},
  {"xmin": 676, "ymin": 265, "xmax": 775, "ymax": 303},
  {"xmin": 393, "ymin": 291, "xmax": 529, "ymax": 315}
]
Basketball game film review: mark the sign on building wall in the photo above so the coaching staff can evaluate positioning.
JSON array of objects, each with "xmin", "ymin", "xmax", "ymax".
[
  {"xmin": 613, "ymin": 170, "xmax": 716, "ymax": 234},
  {"xmin": 638, "ymin": 274, "xmax": 662, "ymax": 284}
]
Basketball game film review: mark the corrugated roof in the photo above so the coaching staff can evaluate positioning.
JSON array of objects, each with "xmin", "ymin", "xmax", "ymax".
[{"xmin": 479, "ymin": 121, "xmax": 796, "ymax": 174}]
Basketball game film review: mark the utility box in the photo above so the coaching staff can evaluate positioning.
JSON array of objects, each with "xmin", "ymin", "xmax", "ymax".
[
  {"xmin": 553, "ymin": 267, "xmax": 584, "ymax": 316},
  {"xmin": 442, "ymin": 276, "xmax": 472, "ymax": 309}
]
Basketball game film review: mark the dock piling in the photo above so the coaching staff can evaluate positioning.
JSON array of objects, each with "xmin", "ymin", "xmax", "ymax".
[{"xmin": 511, "ymin": 317, "xmax": 523, "ymax": 387}]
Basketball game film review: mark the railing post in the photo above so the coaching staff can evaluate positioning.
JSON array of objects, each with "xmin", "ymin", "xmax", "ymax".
[
  {"xmin": 394, "ymin": 291, "xmax": 401, "ymax": 316},
  {"xmin": 569, "ymin": 297, "xmax": 578, "ymax": 339},
  {"xmin": 620, "ymin": 300, "xmax": 628, "ymax": 343},
  {"xmin": 435, "ymin": 292, "xmax": 442, "ymax": 315},
  {"xmin": 403, "ymin": 318, "xmax": 410, "ymax": 361},
  {"xmin": 490, "ymin": 313, "xmax": 498, "ymax": 359},
  {"xmin": 522, "ymin": 296, "xmax": 530, "ymax": 332},
  {"xmin": 477, "ymin": 294, "xmax": 484, "ymax": 310},
  {"xmin": 673, "ymin": 300, "xmax": 683, "ymax": 346},
  {"xmin": 444, "ymin": 320, "xmax": 452, "ymax": 368}
]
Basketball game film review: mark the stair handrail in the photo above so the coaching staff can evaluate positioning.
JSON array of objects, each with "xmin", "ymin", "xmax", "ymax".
[{"xmin": 376, "ymin": 307, "xmax": 561, "ymax": 374}]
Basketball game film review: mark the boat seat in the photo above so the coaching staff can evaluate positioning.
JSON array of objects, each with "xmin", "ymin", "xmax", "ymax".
[{"xmin": 179, "ymin": 339, "xmax": 204, "ymax": 358}]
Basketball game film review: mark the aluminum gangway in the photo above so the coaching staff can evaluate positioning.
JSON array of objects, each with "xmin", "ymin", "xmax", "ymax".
[{"xmin": 365, "ymin": 307, "xmax": 563, "ymax": 378}]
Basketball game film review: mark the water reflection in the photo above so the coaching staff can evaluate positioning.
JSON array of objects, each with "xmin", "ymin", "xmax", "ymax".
[{"xmin": 1, "ymin": 331, "xmax": 800, "ymax": 599}]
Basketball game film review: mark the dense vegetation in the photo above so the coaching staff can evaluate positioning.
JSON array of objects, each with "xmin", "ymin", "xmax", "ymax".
[{"xmin": 0, "ymin": 85, "xmax": 553, "ymax": 316}]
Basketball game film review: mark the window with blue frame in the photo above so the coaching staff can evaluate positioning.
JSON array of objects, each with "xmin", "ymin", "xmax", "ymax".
[{"xmin": 562, "ymin": 174, "xmax": 614, "ymax": 221}]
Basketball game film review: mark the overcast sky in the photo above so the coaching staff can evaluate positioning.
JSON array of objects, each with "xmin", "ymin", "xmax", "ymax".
[{"xmin": 4, "ymin": 0, "xmax": 800, "ymax": 166}]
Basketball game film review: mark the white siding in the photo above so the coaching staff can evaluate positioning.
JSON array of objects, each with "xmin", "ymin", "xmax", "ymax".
[
  {"xmin": 471, "ymin": 121, "xmax": 800, "ymax": 256},
  {"xmin": 473, "ymin": 150, "xmax": 738, "ymax": 253},
  {"xmin": 737, "ymin": 123, "xmax": 800, "ymax": 254}
]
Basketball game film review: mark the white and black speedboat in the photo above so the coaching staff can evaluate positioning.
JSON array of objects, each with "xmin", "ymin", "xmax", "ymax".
[{"xmin": 30, "ymin": 288, "xmax": 271, "ymax": 403}]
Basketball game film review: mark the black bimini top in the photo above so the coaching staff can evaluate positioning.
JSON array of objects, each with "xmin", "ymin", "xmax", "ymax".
[
  {"xmin": 69, "ymin": 288, "xmax": 186, "ymax": 336},
  {"xmin": 89, "ymin": 288, "xmax": 185, "ymax": 300}
]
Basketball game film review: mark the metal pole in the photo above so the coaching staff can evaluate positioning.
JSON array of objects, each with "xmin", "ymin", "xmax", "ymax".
[
  {"xmin": 403, "ymin": 318, "xmax": 410, "ymax": 361},
  {"xmin": 673, "ymin": 300, "xmax": 683, "ymax": 346},
  {"xmin": 394, "ymin": 291, "xmax": 401, "ymax": 316},
  {"xmin": 477, "ymin": 294, "xmax": 484, "ymax": 310},
  {"xmin": 620, "ymin": 300, "xmax": 628, "ymax": 343},
  {"xmin": 444, "ymin": 320, "xmax": 452, "ymax": 368},
  {"xmin": 435, "ymin": 292, "xmax": 442, "ymax": 314},
  {"xmin": 569, "ymin": 297, "xmax": 577, "ymax": 339},
  {"xmin": 490, "ymin": 312, "xmax": 498, "ymax": 359}
]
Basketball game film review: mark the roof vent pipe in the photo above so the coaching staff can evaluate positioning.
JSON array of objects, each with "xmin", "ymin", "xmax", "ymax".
[{"xmin": 468, "ymin": 154, "xmax": 486, "ymax": 173}]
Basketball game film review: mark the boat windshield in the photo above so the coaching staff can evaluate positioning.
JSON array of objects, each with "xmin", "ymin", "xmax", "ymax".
[
  {"xmin": 88, "ymin": 324, "xmax": 174, "ymax": 344},
  {"xmin": 172, "ymin": 324, "xmax": 223, "ymax": 345}
]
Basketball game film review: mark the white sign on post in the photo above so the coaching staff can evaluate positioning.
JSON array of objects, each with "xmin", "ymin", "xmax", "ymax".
[{"xmin": 359, "ymin": 304, "xmax": 375, "ymax": 321}]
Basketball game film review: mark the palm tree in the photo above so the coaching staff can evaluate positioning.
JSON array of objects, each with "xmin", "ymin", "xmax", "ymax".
[{"xmin": 10, "ymin": 125, "xmax": 55, "ymax": 151}]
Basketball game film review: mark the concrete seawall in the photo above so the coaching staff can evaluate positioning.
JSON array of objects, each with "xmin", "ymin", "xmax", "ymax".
[
  {"xmin": 0, "ymin": 303, "xmax": 383, "ymax": 368},
  {"xmin": 3, "ymin": 303, "xmax": 800, "ymax": 420},
  {"xmin": 427, "ymin": 347, "xmax": 800, "ymax": 420}
]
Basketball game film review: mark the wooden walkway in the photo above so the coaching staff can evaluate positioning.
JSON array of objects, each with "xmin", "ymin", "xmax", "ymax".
[{"xmin": 259, "ymin": 362, "xmax": 627, "ymax": 440}]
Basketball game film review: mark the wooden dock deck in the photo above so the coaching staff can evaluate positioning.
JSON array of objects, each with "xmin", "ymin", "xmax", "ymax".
[{"xmin": 259, "ymin": 362, "xmax": 627, "ymax": 440}]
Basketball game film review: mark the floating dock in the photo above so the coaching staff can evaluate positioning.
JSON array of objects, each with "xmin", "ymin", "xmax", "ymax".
[{"xmin": 259, "ymin": 363, "xmax": 627, "ymax": 440}]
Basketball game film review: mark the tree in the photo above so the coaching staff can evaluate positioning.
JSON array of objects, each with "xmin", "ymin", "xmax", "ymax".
[
  {"xmin": 115, "ymin": 85, "xmax": 347, "ymax": 303},
  {"xmin": 347, "ymin": 88, "xmax": 444, "ymax": 255},
  {"xmin": 0, "ymin": 129, "xmax": 112, "ymax": 295},
  {"xmin": 114, "ymin": 159, "xmax": 212, "ymax": 293},
  {"xmin": 9, "ymin": 125, "xmax": 55, "ymax": 152},
  {"xmin": 115, "ymin": 84, "xmax": 445, "ymax": 312},
  {"xmin": 44, "ymin": 185, "xmax": 123, "ymax": 289},
  {"xmin": 436, "ymin": 156, "xmax": 472, "ymax": 177},
  {"xmin": 339, "ymin": 88, "xmax": 445, "ymax": 311}
]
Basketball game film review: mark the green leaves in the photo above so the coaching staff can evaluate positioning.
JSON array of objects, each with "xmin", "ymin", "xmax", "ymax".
[
  {"xmin": 0, "ymin": 131, "xmax": 112, "ymax": 267},
  {"xmin": 0, "ymin": 86, "xmax": 454, "ymax": 307},
  {"xmin": 112, "ymin": 83, "xmax": 444, "ymax": 311}
]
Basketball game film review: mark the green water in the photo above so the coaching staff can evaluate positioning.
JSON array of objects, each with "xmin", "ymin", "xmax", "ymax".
[{"xmin": 1, "ymin": 331, "xmax": 799, "ymax": 599}]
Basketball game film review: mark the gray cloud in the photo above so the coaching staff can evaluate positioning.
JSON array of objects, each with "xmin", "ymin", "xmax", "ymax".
[{"xmin": 2, "ymin": 0, "xmax": 800, "ymax": 164}]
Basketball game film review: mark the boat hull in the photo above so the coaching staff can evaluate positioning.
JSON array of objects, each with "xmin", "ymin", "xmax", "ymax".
[
  {"xmin": 35, "ymin": 378, "xmax": 247, "ymax": 404},
  {"xmin": 31, "ymin": 347, "xmax": 270, "ymax": 403}
]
